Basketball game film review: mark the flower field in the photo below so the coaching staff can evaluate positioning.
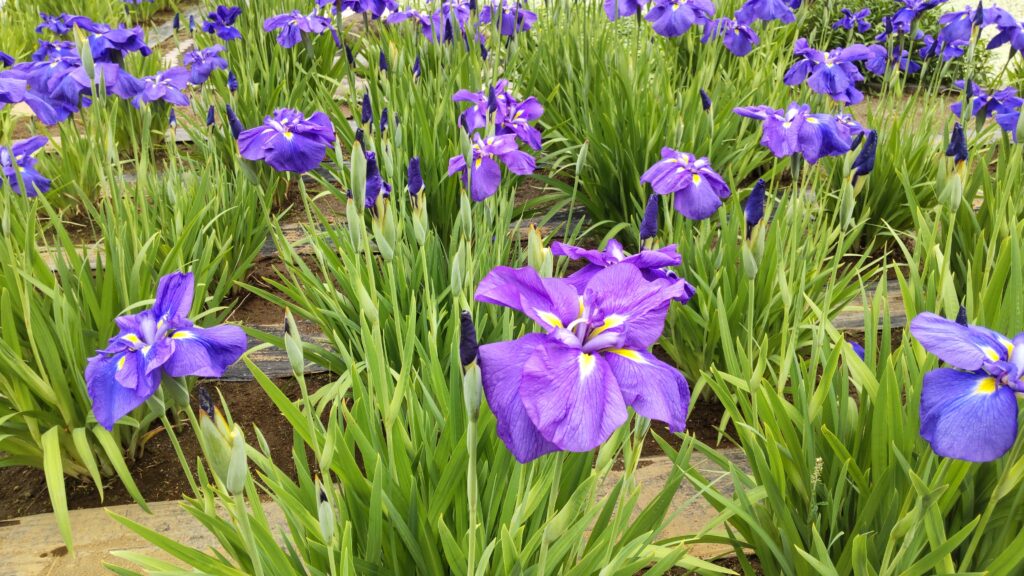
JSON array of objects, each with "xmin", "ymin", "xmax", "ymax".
[{"xmin": 1, "ymin": 0, "xmax": 1024, "ymax": 573}]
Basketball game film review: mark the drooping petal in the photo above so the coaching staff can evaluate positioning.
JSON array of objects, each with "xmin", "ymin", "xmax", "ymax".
[
  {"xmin": 910, "ymin": 312, "xmax": 1011, "ymax": 371},
  {"xmin": 163, "ymin": 325, "xmax": 248, "ymax": 378},
  {"xmin": 479, "ymin": 334, "xmax": 559, "ymax": 462},
  {"xmin": 153, "ymin": 272, "xmax": 194, "ymax": 320},
  {"xmin": 519, "ymin": 342, "xmax": 628, "ymax": 452},
  {"xmin": 919, "ymin": 368, "xmax": 1019, "ymax": 462},
  {"xmin": 603, "ymin": 348, "xmax": 689, "ymax": 432},
  {"xmin": 475, "ymin": 266, "xmax": 581, "ymax": 330},
  {"xmin": 86, "ymin": 352, "xmax": 156, "ymax": 430}
]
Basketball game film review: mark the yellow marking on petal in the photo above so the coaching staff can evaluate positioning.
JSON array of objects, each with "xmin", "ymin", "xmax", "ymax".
[
  {"xmin": 608, "ymin": 348, "xmax": 648, "ymax": 363},
  {"xmin": 692, "ymin": 174, "xmax": 702, "ymax": 184},
  {"xmin": 976, "ymin": 377, "xmax": 997, "ymax": 395},
  {"xmin": 590, "ymin": 314, "xmax": 627, "ymax": 337},
  {"xmin": 475, "ymin": 158, "xmax": 483, "ymax": 169},
  {"xmin": 122, "ymin": 333, "xmax": 142, "ymax": 345},
  {"xmin": 981, "ymin": 346, "xmax": 1001, "ymax": 362},
  {"xmin": 117, "ymin": 356, "xmax": 127, "ymax": 371},
  {"xmin": 579, "ymin": 353, "xmax": 596, "ymax": 378},
  {"xmin": 578, "ymin": 296, "xmax": 585, "ymax": 318},
  {"xmin": 283, "ymin": 131, "xmax": 294, "ymax": 140},
  {"xmin": 536, "ymin": 311, "xmax": 563, "ymax": 328},
  {"xmin": 806, "ymin": 117, "xmax": 819, "ymax": 124},
  {"xmin": 1001, "ymin": 339, "xmax": 1015, "ymax": 358},
  {"xmin": 782, "ymin": 121, "xmax": 792, "ymax": 129},
  {"xmin": 171, "ymin": 331, "xmax": 193, "ymax": 340}
]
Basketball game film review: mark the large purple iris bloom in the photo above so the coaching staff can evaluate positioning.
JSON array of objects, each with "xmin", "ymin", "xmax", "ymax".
[
  {"xmin": 910, "ymin": 313, "xmax": 1024, "ymax": 462},
  {"xmin": 481, "ymin": 1, "xmax": 538, "ymax": 35},
  {"xmin": 0, "ymin": 73, "xmax": 61, "ymax": 125},
  {"xmin": 388, "ymin": 0, "xmax": 470, "ymax": 42},
  {"xmin": 475, "ymin": 264, "xmax": 690, "ymax": 462},
  {"xmin": 202, "ymin": 6, "xmax": 243, "ymax": 41},
  {"xmin": 66, "ymin": 17, "xmax": 152, "ymax": 62},
  {"xmin": 604, "ymin": 0, "xmax": 650, "ymax": 20},
  {"xmin": 865, "ymin": 44, "xmax": 921, "ymax": 75},
  {"xmin": 640, "ymin": 148, "xmax": 731, "ymax": 220},
  {"xmin": 702, "ymin": 17, "xmax": 760, "ymax": 56},
  {"xmin": 453, "ymin": 81, "xmax": 545, "ymax": 150},
  {"xmin": 85, "ymin": 272, "xmax": 247, "ymax": 430},
  {"xmin": 735, "ymin": 0, "xmax": 795, "ymax": 24},
  {"xmin": 131, "ymin": 67, "xmax": 190, "ymax": 107},
  {"xmin": 734, "ymin": 103, "xmax": 863, "ymax": 164},
  {"xmin": 1, "ymin": 136, "xmax": 51, "ymax": 197},
  {"xmin": 985, "ymin": 7, "xmax": 1024, "ymax": 51},
  {"xmin": 183, "ymin": 45, "xmax": 228, "ymax": 85},
  {"xmin": 550, "ymin": 240, "xmax": 696, "ymax": 303},
  {"xmin": 238, "ymin": 109, "xmax": 336, "ymax": 173},
  {"xmin": 645, "ymin": 0, "xmax": 716, "ymax": 37},
  {"xmin": 783, "ymin": 39, "xmax": 872, "ymax": 105},
  {"xmin": 264, "ymin": 11, "xmax": 333, "ymax": 48},
  {"xmin": 950, "ymin": 81, "xmax": 1020, "ymax": 127},
  {"xmin": 341, "ymin": 0, "xmax": 399, "ymax": 19},
  {"xmin": 890, "ymin": 0, "xmax": 945, "ymax": 34},
  {"xmin": 447, "ymin": 134, "xmax": 536, "ymax": 201},
  {"xmin": 37, "ymin": 13, "xmax": 74, "ymax": 35}
]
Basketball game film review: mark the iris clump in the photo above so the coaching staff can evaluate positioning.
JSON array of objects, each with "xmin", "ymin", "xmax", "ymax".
[
  {"xmin": 910, "ymin": 313, "xmax": 1024, "ymax": 462},
  {"xmin": 475, "ymin": 264, "xmax": 691, "ymax": 462},
  {"xmin": 833, "ymin": 8, "xmax": 872, "ymax": 32},
  {"xmin": 481, "ymin": 1, "xmax": 538, "ymax": 35},
  {"xmin": 641, "ymin": 148, "xmax": 731, "ymax": 220},
  {"xmin": 203, "ymin": 6, "xmax": 244, "ymax": 41},
  {"xmin": 263, "ymin": 11, "xmax": 334, "ymax": 48},
  {"xmin": 783, "ymin": 39, "xmax": 872, "ymax": 105},
  {"xmin": 183, "ymin": 45, "xmax": 228, "ymax": 85},
  {"xmin": 238, "ymin": 109, "xmax": 337, "ymax": 173},
  {"xmin": 85, "ymin": 273, "xmax": 246, "ymax": 431},
  {"xmin": 646, "ymin": 0, "xmax": 716, "ymax": 37},
  {"xmin": 447, "ymin": 134, "xmax": 536, "ymax": 200},
  {"xmin": 702, "ymin": 18, "xmax": 760, "ymax": 56}
]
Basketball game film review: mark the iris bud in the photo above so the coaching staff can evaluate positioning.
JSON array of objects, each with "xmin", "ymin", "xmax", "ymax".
[
  {"xmin": 451, "ymin": 241, "xmax": 466, "ymax": 297},
  {"xmin": 527, "ymin": 225, "xmax": 553, "ymax": 277},
  {"xmin": 317, "ymin": 479, "xmax": 336, "ymax": 542},
  {"xmin": 283, "ymin": 308, "xmax": 305, "ymax": 378},
  {"xmin": 355, "ymin": 282, "xmax": 379, "ymax": 325},
  {"xmin": 346, "ymin": 198, "xmax": 364, "ymax": 251},
  {"xmin": 198, "ymin": 395, "xmax": 248, "ymax": 495},
  {"xmin": 350, "ymin": 142, "xmax": 367, "ymax": 212}
]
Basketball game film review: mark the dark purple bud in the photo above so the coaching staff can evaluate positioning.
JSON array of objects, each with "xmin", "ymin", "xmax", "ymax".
[
  {"xmin": 946, "ymin": 122, "xmax": 968, "ymax": 164},
  {"xmin": 413, "ymin": 54, "xmax": 421, "ymax": 78},
  {"xmin": 955, "ymin": 305, "xmax": 968, "ymax": 326},
  {"xmin": 226, "ymin": 104, "xmax": 243, "ymax": 139},
  {"xmin": 344, "ymin": 43, "xmax": 355, "ymax": 65},
  {"xmin": 197, "ymin": 386, "xmax": 215, "ymax": 417},
  {"xmin": 851, "ymin": 130, "xmax": 877, "ymax": 183},
  {"xmin": 480, "ymin": 39, "xmax": 489, "ymax": 60},
  {"xmin": 699, "ymin": 88, "xmax": 711, "ymax": 111},
  {"xmin": 330, "ymin": 28, "xmax": 342, "ymax": 48},
  {"xmin": 972, "ymin": 1, "xmax": 984, "ymax": 26},
  {"xmin": 848, "ymin": 341, "xmax": 866, "ymax": 360},
  {"xmin": 380, "ymin": 108, "xmax": 389, "ymax": 134},
  {"xmin": 459, "ymin": 311, "xmax": 479, "ymax": 366},
  {"xmin": 355, "ymin": 127, "xmax": 365, "ymax": 146},
  {"xmin": 469, "ymin": 0, "xmax": 478, "ymax": 10},
  {"xmin": 206, "ymin": 105, "xmax": 216, "ymax": 126},
  {"xmin": 408, "ymin": 156, "xmax": 423, "ymax": 198},
  {"xmin": 639, "ymin": 194, "xmax": 659, "ymax": 240},
  {"xmin": 487, "ymin": 86, "xmax": 498, "ymax": 114},
  {"xmin": 189, "ymin": 15, "xmax": 196, "ymax": 33},
  {"xmin": 173, "ymin": 13, "xmax": 181, "ymax": 30},
  {"xmin": 169, "ymin": 109, "xmax": 177, "ymax": 127},
  {"xmin": 743, "ymin": 179, "xmax": 767, "ymax": 235},
  {"xmin": 378, "ymin": 50, "xmax": 388, "ymax": 72},
  {"xmin": 361, "ymin": 92, "xmax": 372, "ymax": 125},
  {"xmin": 228, "ymin": 70, "xmax": 238, "ymax": 92}
]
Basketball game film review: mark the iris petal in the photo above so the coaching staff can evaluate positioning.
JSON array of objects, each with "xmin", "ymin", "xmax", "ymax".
[{"xmin": 919, "ymin": 368, "xmax": 1019, "ymax": 462}]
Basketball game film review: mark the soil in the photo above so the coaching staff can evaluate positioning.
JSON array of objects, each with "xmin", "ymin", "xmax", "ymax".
[{"xmin": 0, "ymin": 373, "xmax": 332, "ymax": 521}]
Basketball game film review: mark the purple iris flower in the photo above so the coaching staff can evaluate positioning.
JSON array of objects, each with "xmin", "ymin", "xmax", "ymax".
[
  {"xmin": 388, "ymin": 0, "xmax": 471, "ymax": 43},
  {"xmin": 550, "ymin": 240, "xmax": 696, "ymax": 303},
  {"xmin": 238, "ymin": 108, "xmax": 337, "ymax": 173},
  {"xmin": 264, "ymin": 11, "xmax": 333, "ymax": 48},
  {"xmin": 734, "ymin": 103, "xmax": 861, "ymax": 164},
  {"xmin": 865, "ymin": 44, "xmax": 921, "ymax": 75},
  {"xmin": 995, "ymin": 103, "xmax": 1021, "ymax": 142},
  {"xmin": 341, "ymin": 0, "xmax": 399, "ymax": 19},
  {"xmin": 131, "ymin": 67, "xmax": 190, "ymax": 107},
  {"xmin": 604, "ymin": 0, "xmax": 649, "ymax": 20},
  {"xmin": 183, "ymin": 45, "xmax": 227, "ymax": 85},
  {"xmin": 447, "ymin": 133, "xmax": 535, "ymax": 201},
  {"xmin": 938, "ymin": 4, "xmax": 1004, "ymax": 46},
  {"xmin": 833, "ymin": 8, "xmax": 872, "ymax": 32},
  {"xmin": 66, "ymin": 17, "xmax": 152, "ymax": 62},
  {"xmin": 950, "ymin": 81, "xmax": 1020, "ymax": 126},
  {"xmin": 646, "ymin": 0, "xmax": 716, "ymax": 37},
  {"xmin": 640, "ymin": 148, "xmax": 731, "ymax": 220},
  {"xmin": 783, "ymin": 39, "xmax": 872, "ymax": 105},
  {"xmin": 495, "ymin": 96, "xmax": 544, "ymax": 150},
  {"xmin": 890, "ymin": 0, "xmax": 945, "ymax": 35},
  {"xmin": 481, "ymin": 1, "xmax": 538, "ymax": 35},
  {"xmin": 735, "ymin": 0, "xmax": 795, "ymax": 24},
  {"xmin": 37, "ymin": 13, "xmax": 74, "ymax": 35},
  {"xmin": 85, "ymin": 272, "xmax": 247, "ymax": 431},
  {"xmin": 0, "ymin": 73, "xmax": 61, "ymax": 124},
  {"xmin": 910, "ymin": 313, "xmax": 1024, "ymax": 462},
  {"xmin": 474, "ymin": 264, "xmax": 691, "ymax": 462},
  {"xmin": 986, "ymin": 8, "xmax": 1024, "ymax": 51},
  {"xmin": 1, "ymin": 136, "xmax": 51, "ymax": 197},
  {"xmin": 202, "ymin": 6, "xmax": 243, "ymax": 41},
  {"xmin": 702, "ymin": 17, "xmax": 760, "ymax": 56}
]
